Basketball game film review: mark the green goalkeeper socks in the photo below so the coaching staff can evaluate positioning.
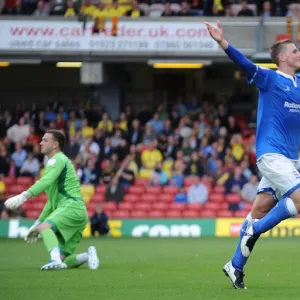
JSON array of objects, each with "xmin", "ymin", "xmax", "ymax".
[{"xmin": 40, "ymin": 229, "xmax": 59, "ymax": 252}]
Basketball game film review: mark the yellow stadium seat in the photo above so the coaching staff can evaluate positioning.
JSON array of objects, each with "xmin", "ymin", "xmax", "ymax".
[
  {"xmin": 138, "ymin": 168, "xmax": 153, "ymax": 179},
  {"xmin": 82, "ymin": 194, "xmax": 92, "ymax": 204},
  {"xmin": 81, "ymin": 184, "xmax": 95, "ymax": 196},
  {"xmin": 0, "ymin": 181, "xmax": 6, "ymax": 194}
]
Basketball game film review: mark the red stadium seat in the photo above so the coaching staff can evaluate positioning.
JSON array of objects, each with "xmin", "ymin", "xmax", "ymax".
[
  {"xmin": 123, "ymin": 194, "xmax": 139, "ymax": 203},
  {"xmin": 130, "ymin": 210, "xmax": 147, "ymax": 218},
  {"xmin": 141, "ymin": 194, "xmax": 157, "ymax": 202},
  {"xmin": 234, "ymin": 210, "xmax": 249, "ymax": 218},
  {"xmin": 129, "ymin": 186, "xmax": 145, "ymax": 195},
  {"xmin": 91, "ymin": 194, "xmax": 105, "ymax": 203},
  {"xmin": 16, "ymin": 177, "xmax": 33, "ymax": 185},
  {"xmin": 32, "ymin": 202, "xmax": 45, "ymax": 210},
  {"xmin": 148, "ymin": 210, "xmax": 165, "ymax": 218},
  {"xmin": 168, "ymin": 203, "xmax": 186, "ymax": 211},
  {"xmin": 38, "ymin": 194, "xmax": 48, "ymax": 202},
  {"xmin": 200, "ymin": 210, "xmax": 217, "ymax": 218},
  {"xmin": 213, "ymin": 186, "xmax": 225, "ymax": 194},
  {"xmin": 118, "ymin": 202, "xmax": 134, "ymax": 211},
  {"xmin": 226, "ymin": 194, "xmax": 242, "ymax": 204},
  {"xmin": 87, "ymin": 202, "xmax": 97, "ymax": 211},
  {"xmin": 152, "ymin": 202, "xmax": 168, "ymax": 211},
  {"xmin": 135, "ymin": 202, "xmax": 152, "ymax": 211},
  {"xmin": 134, "ymin": 179, "xmax": 148, "ymax": 186},
  {"xmin": 26, "ymin": 210, "xmax": 40, "ymax": 219},
  {"xmin": 184, "ymin": 176, "xmax": 195, "ymax": 187},
  {"xmin": 182, "ymin": 210, "xmax": 200, "ymax": 218},
  {"xmin": 145, "ymin": 186, "xmax": 162, "ymax": 195},
  {"xmin": 186, "ymin": 203, "xmax": 203, "ymax": 211},
  {"xmin": 95, "ymin": 185, "xmax": 106, "ymax": 194},
  {"xmin": 163, "ymin": 186, "xmax": 179, "ymax": 195},
  {"xmin": 209, "ymin": 193, "xmax": 225, "ymax": 203},
  {"xmin": 103, "ymin": 202, "xmax": 117, "ymax": 211},
  {"xmin": 204, "ymin": 202, "xmax": 219, "ymax": 211},
  {"xmin": 243, "ymin": 203, "xmax": 253, "ymax": 211},
  {"xmin": 2, "ymin": 177, "xmax": 16, "ymax": 185},
  {"xmin": 112, "ymin": 210, "xmax": 130, "ymax": 218},
  {"xmin": 219, "ymin": 202, "xmax": 229, "ymax": 210},
  {"xmin": 8, "ymin": 185, "xmax": 25, "ymax": 195},
  {"xmin": 159, "ymin": 194, "xmax": 174, "ymax": 202},
  {"xmin": 217, "ymin": 210, "xmax": 233, "ymax": 218},
  {"xmin": 165, "ymin": 210, "xmax": 182, "ymax": 218}
]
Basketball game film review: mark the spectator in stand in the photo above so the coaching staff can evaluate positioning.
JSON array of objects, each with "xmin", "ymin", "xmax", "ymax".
[
  {"xmin": 44, "ymin": 105, "xmax": 56, "ymax": 122},
  {"xmin": 240, "ymin": 160, "xmax": 252, "ymax": 180},
  {"xmin": 128, "ymin": 119, "xmax": 143, "ymax": 145},
  {"xmin": 90, "ymin": 204, "xmax": 110, "ymax": 237},
  {"xmin": 143, "ymin": 123, "xmax": 156, "ymax": 145},
  {"xmin": 82, "ymin": 159, "xmax": 99, "ymax": 185},
  {"xmin": 64, "ymin": 134, "xmax": 80, "ymax": 159},
  {"xmin": 227, "ymin": 115, "xmax": 241, "ymax": 137},
  {"xmin": 164, "ymin": 135, "xmax": 177, "ymax": 160},
  {"xmin": 117, "ymin": 112, "xmax": 128, "ymax": 132},
  {"xmin": 168, "ymin": 169, "xmax": 184, "ymax": 188},
  {"xmin": 211, "ymin": 4, "xmax": 225, "ymax": 16},
  {"xmin": 100, "ymin": 159, "xmax": 115, "ymax": 185},
  {"xmin": 101, "ymin": 137, "xmax": 113, "ymax": 160},
  {"xmin": 80, "ymin": 136, "xmax": 100, "ymax": 157},
  {"xmin": 111, "ymin": 129, "xmax": 123, "ymax": 149},
  {"xmin": 238, "ymin": 0, "xmax": 254, "ymax": 16},
  {"xmin": 98, "ymin": 113, "xmax": 113, "ymax": 133},
  {"xmin": 33, "ymin": 0, "xmax": 49, "ymax": 16},
  {"xmin": 81, "ymin": 118, "xmax": 94, "ymax": 139},
  {"xmin": 25, "ymin": 126, "xmax": 40, "ymax": 152},
  {"xmin": 177, "ymin": 0, "xmax": 193, "ymax": 16},
  {"xmin": 149, "ymin": 162, "xmax": 168, "ymax": 186},
  {"xmin": 68, "ymin": 110, "xmax": 82, "ymax": 136},
  {"xmin": 174, "ymin": 187, "xmax": 188, "ymax": 203},
  {"xmin": 0, "ymin": 111, "xmax": 14, "ymax": 138},
  {"xmin": 241, "ymin": 174, "xmax": 259, "ymax": 205},
  {"xmin": 162, "ymin": 2, "xmax": 175, "ymax": 16},
  {"xmin": 105, "ymin": 176, "xmax": 125, "ymax": 203},
  {"xmin": 225, "ymin": 166, "xmax": 247, "ymax": 195},
  {"xmin": 0, "ymin": 147, "xmax": 10, "ymax": 177},
  {"xmin": 260, "ymin": 0, "xmax": 273, "ymax": 17},
  {"xmin": 2, "ymin": 0, "xmax": 25, "ymax": 14},
  {"xmin": 6, "ymin": 117, "xmax": 29, "ymax": 145},
  {"xmin": 180, "ymin": 139, "xmax": 193, "ymax": 158},
  {"xmin": 137, "ymin": 104, "xmax": 152, "ymax": 126},
  {"xmin": 125, "ymin": 0, "xmax": 144, "ymax": 17},
  {"xmin": 80, "ymin": 0, "xmax": 97, "ymax": 17},
  {"xmin": 11, "ymin": 143, "xmax": 27, "ymax": 176},
  {"xmin": 64, "ymin": 0, "xmax": 78, "ymax": 17},
  {"xmin": 115, "ymin": 155, "xmax": 135, "ymax": 189},
  {"xmin": 185, "ymin": 151, "xmax": 204, "ymax": 177},
  {"xmin": 148, "ymin": 112, "xmax": 164, "ymax": 134},
  {"xmin": 141, "ymin": 139, "xmax": 163, "ymax": 170},
  {"xmin": 230, "ymin": 133, "xmax": 245, "ymax": 162},
  {"xmin": 35, "ymin": 111, "xmax": 49, "ymax": 136},
  {"xmin": 187, "ymin": 176, "xmax": 208, "ymax": 204},
  {"xmin": 20, "ymin": 152, "xmax": 40, "ymax": 178},
  {"xmin": 55, "ymin": 113, "xmax": 67, "ymax": 131}
]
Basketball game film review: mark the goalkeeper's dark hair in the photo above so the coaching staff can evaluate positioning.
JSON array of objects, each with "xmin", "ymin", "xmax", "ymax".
[
  {"xmin": 269, "ymin": 39, "xmax": 294, "ymax": 66},
  {"xmin": 47, "ymin": 129, "xmax": 65, "ymax": 150}
]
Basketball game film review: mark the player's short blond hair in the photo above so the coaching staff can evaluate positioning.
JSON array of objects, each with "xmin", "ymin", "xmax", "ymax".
[{"xmin": 269, "ymin": 39, "xmax": 294, "ymax": 65}]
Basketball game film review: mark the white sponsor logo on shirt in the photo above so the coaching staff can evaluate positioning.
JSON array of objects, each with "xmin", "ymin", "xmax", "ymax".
[{"xmin": 47, "ymin": 158, "xmax": 56, "ymax": 166}]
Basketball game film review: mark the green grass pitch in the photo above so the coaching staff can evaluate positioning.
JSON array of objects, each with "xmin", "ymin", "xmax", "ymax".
[{"xmin": 0, "ymin": 237, "xmax": 298, "ymax": 300}]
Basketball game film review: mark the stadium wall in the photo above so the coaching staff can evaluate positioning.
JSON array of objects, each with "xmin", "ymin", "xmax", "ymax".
[{"xmin": 2, "ymin": 219, "xmax": 300, "ymax": 238}]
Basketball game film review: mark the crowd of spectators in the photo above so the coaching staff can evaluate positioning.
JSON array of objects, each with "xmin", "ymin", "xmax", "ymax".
[
  {"xmin": 1, "ymin": 0, "xmax": 300, "ymax": 18},
  {"xmin": 0, "ymin": 97, "xmax": 263, "ymax": 219}
]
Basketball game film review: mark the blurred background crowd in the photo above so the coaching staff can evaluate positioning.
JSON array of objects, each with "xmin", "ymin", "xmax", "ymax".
[{"xmin": 2, "ymin": 0, "xmax": 300, "ymax": 19}]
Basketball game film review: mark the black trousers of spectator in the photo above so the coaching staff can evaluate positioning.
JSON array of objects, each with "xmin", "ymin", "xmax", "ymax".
[{"xmin": 91, "ymin": 223, "xmax": 110, "ymax": 236}]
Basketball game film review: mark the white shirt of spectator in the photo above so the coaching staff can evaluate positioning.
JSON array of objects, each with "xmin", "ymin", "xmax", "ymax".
[
  {"xmin": 7, "ymin": 124, "xmax": 30, "ymax": 144},
  {"xmin": 79, "ymin": 141, "xmax": 100, "ymax": 156},
  {"xmin": 187, "ymin": 183, "xmax": 208, "ymax": 204}
]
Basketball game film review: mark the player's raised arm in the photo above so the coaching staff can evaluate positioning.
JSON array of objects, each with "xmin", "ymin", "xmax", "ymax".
[{"xmin": 204, "ymin": 20, "xmax": 257, "ymax": 78}]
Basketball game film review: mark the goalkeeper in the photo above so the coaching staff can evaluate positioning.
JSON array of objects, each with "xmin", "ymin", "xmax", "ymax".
[{"xmin": 5, "ymin": 129, "xmax": 99, "ymax": 271}]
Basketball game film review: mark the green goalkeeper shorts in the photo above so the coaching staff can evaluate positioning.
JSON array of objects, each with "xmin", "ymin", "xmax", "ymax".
[{"xmin": 45, "ymin": 202, "xmax": 88, "ymax": 256}]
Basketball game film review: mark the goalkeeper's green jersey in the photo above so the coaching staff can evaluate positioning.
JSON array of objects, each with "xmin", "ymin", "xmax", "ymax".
[{"xmin": 27, "ymin": 152, "xmax": 84, "ymax": 222}]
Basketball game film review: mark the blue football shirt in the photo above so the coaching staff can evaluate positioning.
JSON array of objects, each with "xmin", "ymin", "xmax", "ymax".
[{"xmin": 249, "ymin": 67, "xmax": 300, "ymax": 161}]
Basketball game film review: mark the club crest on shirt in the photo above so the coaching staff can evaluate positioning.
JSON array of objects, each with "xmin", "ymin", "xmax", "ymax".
[{"xmin": 47, "ymin": 158, "xmax": 56, "ymax": 166}]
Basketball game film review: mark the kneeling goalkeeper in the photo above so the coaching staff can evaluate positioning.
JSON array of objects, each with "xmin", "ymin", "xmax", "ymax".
[{"xmin": 5, "ymin": 129, "xmax": 99, "ymax": 271}]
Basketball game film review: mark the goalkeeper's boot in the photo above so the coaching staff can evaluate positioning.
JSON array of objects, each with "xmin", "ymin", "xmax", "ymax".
[
  {"xmin": 41, "ymin": 260, "xmax": 67, "ymax": 271},
  {"xmin": 223, "ymin": 261, "xmax": 247, "ymax": 289},
  {"xmin": 241, "ymin": 225, "xmax": 260, "ymax": 258},
  {"xmin": 88, "ymin": 246, "xmax": 100, "ymax": 270}
]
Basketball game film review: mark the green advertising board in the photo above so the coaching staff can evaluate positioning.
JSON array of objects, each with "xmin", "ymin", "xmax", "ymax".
[{"xmin": 0, "ymin": 219, "xmax": 216, "ymax": 238}]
